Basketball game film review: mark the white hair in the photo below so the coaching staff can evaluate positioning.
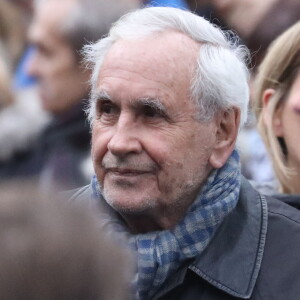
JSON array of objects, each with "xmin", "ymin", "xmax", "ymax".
[{"xmin": 83, "ymin": 7, "xmax": 250, "ymax": 127}]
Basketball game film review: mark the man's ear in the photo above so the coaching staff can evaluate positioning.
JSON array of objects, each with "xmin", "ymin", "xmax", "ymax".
[
  {"xmin": 262, "ymin": 88, "xmax": 284, "ymax": 137},
  {"xmin": 209, "ymin": 107, "xmax": 240, "ymax": 169}
]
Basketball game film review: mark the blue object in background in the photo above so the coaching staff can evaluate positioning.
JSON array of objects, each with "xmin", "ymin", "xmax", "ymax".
[
  {"xmin": 13, "ymin": 46, "xmax": 37, "ymax": 90},
  {"xmin": 146, "ymin": 0, "xmax": 188, "ymax": 9}
]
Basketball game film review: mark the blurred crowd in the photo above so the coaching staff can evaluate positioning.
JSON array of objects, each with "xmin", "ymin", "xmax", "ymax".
[
  {"xmin": 0, "ymin": 0, "xmax": 299, "ymax": 193},
  {"xmin": 0, "ymin": 0, "xmax": 300, "ymax": 298}
]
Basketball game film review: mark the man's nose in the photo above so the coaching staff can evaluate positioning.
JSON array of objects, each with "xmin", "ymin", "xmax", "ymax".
[{"xmin": 107, "ymin": 114, "xmax": 142, "ymax": 156}]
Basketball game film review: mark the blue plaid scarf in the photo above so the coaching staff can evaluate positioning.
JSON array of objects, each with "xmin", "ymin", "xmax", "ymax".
[{"xmin": 91, "ymin": 150, "xmax": 241, "ymax": 299}]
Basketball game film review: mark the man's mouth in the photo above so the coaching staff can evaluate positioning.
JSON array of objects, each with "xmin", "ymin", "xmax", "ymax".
[{"xmin": 106, "ymin": 168, "xmax": 152, "ymax": 176}]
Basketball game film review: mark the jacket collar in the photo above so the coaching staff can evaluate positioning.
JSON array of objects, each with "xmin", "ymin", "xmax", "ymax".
[{"xmin": 189, "ymin": 177, "xmax": 268, "ymax": 299}]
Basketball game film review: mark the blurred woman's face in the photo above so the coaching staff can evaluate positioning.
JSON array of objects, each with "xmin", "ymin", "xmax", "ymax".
[{"xmin": 275, "ymin": 72, "xmax": 300, "ymax": 170}]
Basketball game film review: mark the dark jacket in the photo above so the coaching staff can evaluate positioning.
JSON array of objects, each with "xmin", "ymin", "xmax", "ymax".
[
  {"xmin": 71, "ymin": 178, "xmax": 300, "ymax": 299},
  {"xmin": 0, "ymin": 104, "xmax": 91, "ymax": 189}
]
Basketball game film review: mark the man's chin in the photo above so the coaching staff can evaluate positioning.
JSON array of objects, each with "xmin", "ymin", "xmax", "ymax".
[{"xmin": 103, "ymin": 191, "xmax": 156, "ymax": 216}]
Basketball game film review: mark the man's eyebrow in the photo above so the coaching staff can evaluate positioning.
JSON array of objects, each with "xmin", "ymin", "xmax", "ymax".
[
  {"xmin": 91, "ymin": 90, "xmax": 112, "ymax": 103},
  {"xmin": 133, "ymin": 97, "xmax": 167, "ymax": 114},
  {"xmin": 91, "ymin": 93, "xmax": 168, "ymax": 114}
]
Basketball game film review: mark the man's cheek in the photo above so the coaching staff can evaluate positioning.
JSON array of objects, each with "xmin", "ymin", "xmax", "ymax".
[{"xmin": 91, "ymin": 134, "xmax": 105, "ymax": 160}]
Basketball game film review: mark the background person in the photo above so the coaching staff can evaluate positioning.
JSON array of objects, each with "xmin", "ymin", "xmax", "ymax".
[
  {"xmin": 254, "ymin": 21, "xmax": 300, "ymax": 195},
  {"xmin": 0, "ymin": 39, "xmax": 49, "ymax": 178},
  {"xmin": 0, "ymin": 0, "xmax": 139, "ymax": 191}
]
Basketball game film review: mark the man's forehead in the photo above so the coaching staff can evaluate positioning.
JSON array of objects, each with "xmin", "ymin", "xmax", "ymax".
[
  {"xmin": 99, "ymin": 31, "xmax": 199, "ymax": 86},
  {"xmin": 108, "ymin": 32, "xmax": 197, "ymax": 64}
]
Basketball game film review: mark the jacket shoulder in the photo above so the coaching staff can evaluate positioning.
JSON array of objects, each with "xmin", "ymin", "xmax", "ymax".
[
  {"xmin": 266, "ymin": 194, "xmax": 300, "ymax": 225},
  {"xmin": 254, "ymin": 195, "xmax": 300, "ymax": 299}
]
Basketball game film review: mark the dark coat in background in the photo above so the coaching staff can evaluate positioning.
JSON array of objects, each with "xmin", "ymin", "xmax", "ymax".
[{"xmin": 0, "ymin": 104, "xmax": 91, "ymax": 190}]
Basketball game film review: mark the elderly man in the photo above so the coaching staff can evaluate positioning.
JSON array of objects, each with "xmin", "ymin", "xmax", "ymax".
[
  {"xmin": 72, "ymin": 7, "xmax": 300, "ymax": 300},
  {"xmin": 0, "ymin": 0, "xmax": 138, "ymax": 190}
]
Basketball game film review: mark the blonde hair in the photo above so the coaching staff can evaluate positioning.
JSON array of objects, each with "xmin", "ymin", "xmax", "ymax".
[{"xmin": 254, "ymin": 21, "xmax": 300, "ymax": 193}]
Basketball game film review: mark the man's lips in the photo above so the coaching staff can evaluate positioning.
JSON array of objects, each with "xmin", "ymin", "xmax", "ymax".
[{"xmin": 105, "ymin": 168, "xmax": 154, "ymax": 175}]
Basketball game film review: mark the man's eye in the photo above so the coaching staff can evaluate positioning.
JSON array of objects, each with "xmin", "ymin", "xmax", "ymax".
[
  {"xmin": 101, "ymin": 103, "xmax": 114, "ymax": 114},
  {"xmin": 143, "ymin": 105, "xmax": 161, "ymax": 118},
  {"xmin": 96, "ymin": 101, "xmax": 119, "ymax": 120},
  {"xmin": 97, "ymin": 101, "xmax": 117, "ymax": 115}
]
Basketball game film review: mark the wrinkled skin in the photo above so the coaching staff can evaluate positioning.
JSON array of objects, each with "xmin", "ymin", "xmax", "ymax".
[{"xmin": 92, "ymin": 32, "xmax": 236, "ymax": 232}]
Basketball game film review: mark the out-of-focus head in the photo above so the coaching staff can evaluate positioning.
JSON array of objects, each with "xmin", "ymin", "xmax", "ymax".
[
  {"xmin": 245, "ymin": 0, "xmax": 300, "ymax": 71},
  {"xmin": 84, "ymin": 7, "xmax": 249, "ymax": 232},
  {"xmin": 254, "ymin": 21, "xmax": 300, "ymax": 194},
  {"xmin": 210, "ymin": 0, "xmax": 300, "ymax": 72},
  {"xmin": 211, "ymin": 0, "xmax": 278, "ymax": 37},
  {"xmin": 27, "ymin": 0, "xmax": 138, "ymax": 115},
  {"xmin": 0, "ymin": 181, "xmax": 131, "ymax": 300}
]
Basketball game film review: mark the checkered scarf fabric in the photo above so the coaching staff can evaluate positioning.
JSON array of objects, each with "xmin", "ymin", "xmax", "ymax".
[{"xmin": 91, "ymin": 150, "xmax": 241, "ymax": 299}]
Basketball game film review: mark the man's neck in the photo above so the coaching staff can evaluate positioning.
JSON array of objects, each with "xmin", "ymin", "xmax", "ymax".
[{"xmin": 120, "ymin": 195, "xmax": 199, "ymax": 234}]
